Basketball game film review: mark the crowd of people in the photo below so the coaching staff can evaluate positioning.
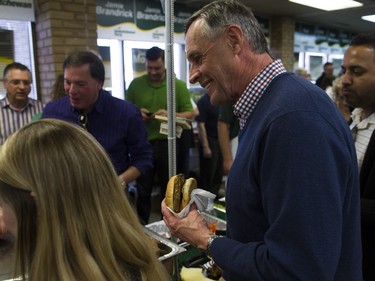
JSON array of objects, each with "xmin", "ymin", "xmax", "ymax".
[{"xmin": 0, "ymin": 0, "xmax": 374, "ymax": 280}]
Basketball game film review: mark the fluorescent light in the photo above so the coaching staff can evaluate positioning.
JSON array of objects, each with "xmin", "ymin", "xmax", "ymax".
[
  {"xmin": 362, "ymin": 15, "xmax": 375, "ymax": 23},
  {"xmin": 289, "ymin": 0, "xmax": 363, "ymax": 11}
]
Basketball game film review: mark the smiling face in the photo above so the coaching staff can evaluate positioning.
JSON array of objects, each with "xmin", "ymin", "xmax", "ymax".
[
  {"xmin": 146, "ymin": 57, "xmax": 166, "ymax": 84},
  {"xmin": 64, "ymin": 64, "xmax": 102, "ymax": 113},
  {"xmin": 186, "ymin": 20, "xmax": 241, "ymax": 106},
  {"xmin": 341, "ymin": 45, "xmax": 375, "ymax": 116}
]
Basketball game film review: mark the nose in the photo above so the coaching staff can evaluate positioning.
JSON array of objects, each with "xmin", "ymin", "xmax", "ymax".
[
  {"xmin": 66, "ymin": 83, "xmax": 78, "ymax": 95},
  {"xmin": 18, "ymin": 81, "xmax": 28, "ymax": 90},
  {"xmin": 189, "ymin": 65, "xmax": 200, "ymax": 84},
  {"xmin": 341, "ymin": 71, "xmax": 352, "ymax": 86}
]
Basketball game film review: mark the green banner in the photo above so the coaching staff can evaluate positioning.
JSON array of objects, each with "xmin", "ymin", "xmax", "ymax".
[{"xmin": 96, "ymin": 0, "xmax": 195, "ymax": 42}]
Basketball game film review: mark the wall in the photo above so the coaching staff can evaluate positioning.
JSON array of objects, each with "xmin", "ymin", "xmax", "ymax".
[
  {"xmin": 34, "ymin": 0, "xmax": 98, "ymax": 103},
  {"xmin": 270, "ymin": 16, "xmax": 295, "ymax": 72}
]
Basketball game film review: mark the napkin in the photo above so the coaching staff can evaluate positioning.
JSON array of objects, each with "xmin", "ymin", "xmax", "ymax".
[{"xmin": 168, "ymin": 188, "xmax": 216, "ymax": 218}]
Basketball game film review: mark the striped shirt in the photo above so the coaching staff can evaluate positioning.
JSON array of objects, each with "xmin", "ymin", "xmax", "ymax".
[
  {"xmin": 0, "ymin": 97, "xmax": 44, "ymax": 144},
  {"xmin": 233, "ymin": 59, "xmax": 286, "ymax": 129},
  {"xmin": 350, "ymin": 108, "xmax": 375, "ymax": 171}
]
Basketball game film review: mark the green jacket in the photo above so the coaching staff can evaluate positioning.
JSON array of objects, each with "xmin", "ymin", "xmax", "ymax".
[{"xmin": 126, "ymin": 74, "xmax": 192, "ymax": 141}]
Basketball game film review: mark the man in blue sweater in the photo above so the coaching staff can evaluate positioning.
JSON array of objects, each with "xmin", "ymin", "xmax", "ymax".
[{"xmin": 161, "ymin": 1, "xmax": 362, "ymax": 280}]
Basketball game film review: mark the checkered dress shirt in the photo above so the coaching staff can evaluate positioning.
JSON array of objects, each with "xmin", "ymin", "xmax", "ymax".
[{"xmin": 233, "ymin": 59, "xmax": 286, "ymax": 129}]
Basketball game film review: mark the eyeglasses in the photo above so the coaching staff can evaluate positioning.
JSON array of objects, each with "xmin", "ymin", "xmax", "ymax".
[
  {"xmin": 78, "ymin": 113, "xmax": 88, "ymax": 130},
  {"xmin": 5, "ymin": 79, "xmax": 32, "ymax": 86}
]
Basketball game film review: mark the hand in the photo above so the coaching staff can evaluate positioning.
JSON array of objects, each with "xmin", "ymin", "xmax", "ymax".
[
  {"xmin": 161, "ymin": 200, "xmax": 212, "ymax": 251},
  {"xmin": 222, "ymin": 158, "xmax": 233, "ymax": 175},
  {"xmin": 203, "ymin": 146, "xmax": 212, "ymax": 158},
  {"xmin": 140, "ymin": 108, "xmax": 153, "ymax": 121},
  {"xmin": 154, "ymin": 109, "xmax": 167, "ymax": 117}
]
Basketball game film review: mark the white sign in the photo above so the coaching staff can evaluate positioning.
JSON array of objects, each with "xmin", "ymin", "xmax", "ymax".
[
  {"xmin": 97, "ymin": 24, "xmax": 186, "ymax": 43},
  {"xmin": 0, "ymin": 0, "xmax": 35, "ymax": 21}
]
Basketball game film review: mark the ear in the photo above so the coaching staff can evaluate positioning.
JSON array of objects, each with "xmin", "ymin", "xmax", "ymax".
[
  {"xmin": 97, "ymin": 81, "xmax": 104, "ymax": 91},
  {"xmin": 225, "ymin": 25, "xmax": 244, "ymax": 55}
]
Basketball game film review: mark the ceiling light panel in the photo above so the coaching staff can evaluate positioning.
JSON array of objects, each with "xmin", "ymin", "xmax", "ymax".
[
  {"xmin": 362, "ymin": 15, "xmax": 375, "ymax": 23},
  {"xmin": 289, "ymin": 0, "xmax": 363, "ymax": 11}
]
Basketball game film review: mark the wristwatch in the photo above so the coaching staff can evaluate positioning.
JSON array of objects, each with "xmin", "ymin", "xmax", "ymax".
[{"xmin": 206, "ymin": 234, "xmax": 221, "ymax": 259}]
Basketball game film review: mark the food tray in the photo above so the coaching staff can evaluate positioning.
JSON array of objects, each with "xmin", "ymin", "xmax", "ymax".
[{"xmin": 143, "ymin": 226, "xmax": 186, "ymax": 261}]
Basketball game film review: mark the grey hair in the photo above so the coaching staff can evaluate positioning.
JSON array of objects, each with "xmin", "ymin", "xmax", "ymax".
[{"xmin": 185, "ymin": 0, "xmax": 268, "ymax": 54}]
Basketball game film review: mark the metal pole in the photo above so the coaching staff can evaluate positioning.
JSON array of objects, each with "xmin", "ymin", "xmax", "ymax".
[{"xmin": 165, "ymin": 0, "xmax": 176, "ymax": 178}]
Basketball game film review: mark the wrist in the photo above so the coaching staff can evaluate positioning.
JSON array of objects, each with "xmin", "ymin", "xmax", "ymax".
[
  {"xmin": 120, "ymin": 178, "xmax": 127, "ymax": 189},
  {"xmin": 205, "ymin": 234, "xmax": 221, "ymax": 260}
]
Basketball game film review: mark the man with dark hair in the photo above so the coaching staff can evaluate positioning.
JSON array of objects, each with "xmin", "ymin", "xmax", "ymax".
[
  {"xmin": 126, "ymin": 46, "xmax": 194, "ymax": 223},
  {"xmin": 315, "ymin": 62, "xmax": 336, "ymax": 90},
  {"xmin": 342, "ymin": 32, "xmax": 375, "ymax": 280},
  {"xmin": 42, "ymin": 51, "xmax": 153, "ymax": 207},
  {"xmin": 1, "ymin": 62, "xmax": 44, "ymax": 144}
]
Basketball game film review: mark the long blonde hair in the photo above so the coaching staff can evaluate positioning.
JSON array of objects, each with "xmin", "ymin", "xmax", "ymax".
[{"xmin": 0, "ymin": 119, "xmax": 168, "ymax": 281}]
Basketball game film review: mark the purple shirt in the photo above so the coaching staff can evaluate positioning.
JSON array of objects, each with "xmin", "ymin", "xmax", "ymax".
[{"xmin": 42, "ymin": 90, "xmax": 153, "ymax": 175}]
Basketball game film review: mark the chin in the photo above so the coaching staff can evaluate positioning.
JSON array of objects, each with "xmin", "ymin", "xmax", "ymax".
[{"xmin": 70, "ymin": 101, "xmax": 84, "ymax": 110}]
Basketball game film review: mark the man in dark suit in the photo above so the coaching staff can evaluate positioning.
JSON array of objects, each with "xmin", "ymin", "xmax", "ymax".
[
  {"xmin": 342, "ymin": 33, "xmax": 375, "ymax": 281},
  {"xmin": 315, "ymin": 62, "xmax": 335, "ymax": 90}
]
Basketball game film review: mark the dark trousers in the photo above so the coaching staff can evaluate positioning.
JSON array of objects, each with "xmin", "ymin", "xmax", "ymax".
[
  {"xmin": 136, "ymin": 140, "xmax": 170, "ymax": 224},
  {"xmin": 363, "ymin": 229, "xmax": 375, "ymax": 280},
  {"xmin": 177, "ymin": 129, "xmax": 194, "ymax": 178},
  {"xmin": 198, "ymin": 136, "xmax": 223, "ymax": 196}
]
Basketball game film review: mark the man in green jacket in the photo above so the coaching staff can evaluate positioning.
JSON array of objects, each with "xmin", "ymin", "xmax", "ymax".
[{"xmin": 126, "ymin": 46, "xmax": 194, "ymax": 223}]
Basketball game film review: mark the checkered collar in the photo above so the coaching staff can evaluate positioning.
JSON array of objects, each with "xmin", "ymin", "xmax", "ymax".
[{"xmin": 233, "ymin": 59, "xmax": 286, "ymax": 129}]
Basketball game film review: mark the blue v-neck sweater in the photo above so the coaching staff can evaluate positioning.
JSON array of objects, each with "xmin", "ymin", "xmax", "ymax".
[{"xmin": 212, "ymin": 73, "xmax": 362, "ymax": 281}]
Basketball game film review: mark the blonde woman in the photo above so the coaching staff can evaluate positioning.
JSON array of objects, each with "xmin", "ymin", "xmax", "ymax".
[{"xmin": 0, "ymin": 119, "xmax": 169, "ymax": 281}]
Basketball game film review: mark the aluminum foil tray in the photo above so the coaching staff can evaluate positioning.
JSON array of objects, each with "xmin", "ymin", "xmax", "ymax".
[{"xmin": 144, "ymin": 226, "xmax": 186, "ymax": 261}]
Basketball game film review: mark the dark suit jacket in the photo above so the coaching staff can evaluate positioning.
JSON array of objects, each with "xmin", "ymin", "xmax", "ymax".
[{"xmin": 360, "ymin": 130, "xmax": 375, "ymax": 280}]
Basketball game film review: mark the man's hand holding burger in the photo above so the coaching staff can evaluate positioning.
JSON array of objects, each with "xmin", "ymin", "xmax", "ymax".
[
  {"xmin": 161, "ymin": 173, "xmax": 213, "ymax": 251},
  {"xmin": 161, "ymin": 200, "xmax": 212, "ymax": 252}
]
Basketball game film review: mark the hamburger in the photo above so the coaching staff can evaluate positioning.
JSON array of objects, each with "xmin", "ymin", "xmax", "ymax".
[{"xmin": 165, "ymin": 174, "xmax": 197, "ymax": 213}]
